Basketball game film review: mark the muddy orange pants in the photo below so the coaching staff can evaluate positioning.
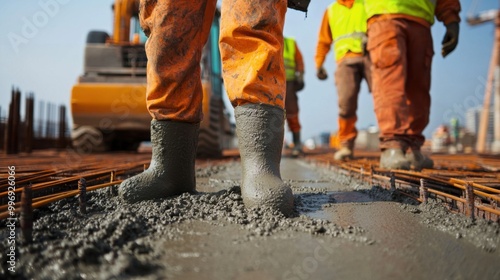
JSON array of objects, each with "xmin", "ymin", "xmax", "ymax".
[
  {"xmin": 285, "ymin": 81, "xmax": 301, "ymax": 133},
  {"xmin": 140, "ymin": 0, "xmax": 287, "ymax": 122},
  {"xmin": 334, "ymin": 56, "xmax": 372, "ymax": 147},
  {"xmin": 367, "ymin": 18, "xmax": 433, "ymax": 150}
]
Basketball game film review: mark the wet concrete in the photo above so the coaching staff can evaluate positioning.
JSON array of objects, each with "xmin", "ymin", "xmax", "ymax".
[{"xmin": 1, "ymin": 158, "xmax": 499, "ymax": 279}]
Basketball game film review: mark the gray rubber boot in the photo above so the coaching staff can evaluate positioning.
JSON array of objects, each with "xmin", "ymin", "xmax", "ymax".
[
  {"xmin": 235, "ymin": 104, "xmax": 295, "ymax": 216},
  {"xmin": 380, "ymin": 148, "xmax": 411, "ymax": 170},
  {"xmin": 291, "ymin": 131, "xmax": 302, "ymax": 158},
  {"xmin": 119, "ymin": 120, "xmax": 199, "ymax": 203},
  {"xmin": 406, "ymin": 150, "xmax": 434, "ymax": 171}
]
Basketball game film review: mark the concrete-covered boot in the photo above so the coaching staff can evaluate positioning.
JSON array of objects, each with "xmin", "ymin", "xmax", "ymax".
[
  {"xmin": 334, "ymin": 146, "xmax": 353, "ymax": 161},
  {"xmin": 406, "ymin": 149, "xmax": 434, "ymax": 170},
  {"xmin": 119, "ymin": 120, "xmax": 199, "ymax": 203},
  {"xmin": 380, "ymin": 148, "xmax": 411, "ymax": 170},
  {"xmin": 235, "ymin": 104, "xmax": 294, "ymax": 216},
  {"xmin": 291, "ymin": 131, "xmax": 302, "ymax": 158}
]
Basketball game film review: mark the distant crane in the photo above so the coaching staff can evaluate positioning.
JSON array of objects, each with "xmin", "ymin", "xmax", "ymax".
[{"xmin": 467, "ymin": 1, "xmax": 500, "ymax": 154}]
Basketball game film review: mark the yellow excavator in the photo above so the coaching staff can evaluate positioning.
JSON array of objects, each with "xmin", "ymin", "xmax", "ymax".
[{"xmin": 70, "ymin": 0, "xmax": 233, "ymax": 157}]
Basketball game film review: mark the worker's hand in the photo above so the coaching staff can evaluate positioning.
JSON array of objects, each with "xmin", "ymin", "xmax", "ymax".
[
  {"xmin": 441, "ymin": 22, "xmax": 459, "ymax": 58},
  {"xmin": 317, "ymin": 67, "xmax": 328, "ymax": 80},
  {"xmin": 295, "ymin": 72, "xmax": 305, "ymax": 91}
]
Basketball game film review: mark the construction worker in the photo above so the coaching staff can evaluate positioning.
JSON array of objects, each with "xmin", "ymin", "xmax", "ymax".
[
  {"xmin": 118, "ymin": 0, "xmax": 295, "ymax": 216},
  {"xmin": 364, "ymin": 0, "xmax": 461, "ymax": 170},
  {"xmin": 315, "ymin": 0, "xmax": 372, "ymax": 161},
  {"xmin": 283, "ymin": 36, "xmax": 305, "ymax": 157}
]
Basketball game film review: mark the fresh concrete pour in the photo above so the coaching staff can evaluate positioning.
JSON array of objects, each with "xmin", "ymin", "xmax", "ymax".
[{"xmin": 1, "ymin": 159, "xmax": 499, "ymax": 279}]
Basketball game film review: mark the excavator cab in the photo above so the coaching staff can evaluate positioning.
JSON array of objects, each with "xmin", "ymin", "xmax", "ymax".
[{"xmin": 71, "ymin": 1, "xmax": 233, "ymax": 156}]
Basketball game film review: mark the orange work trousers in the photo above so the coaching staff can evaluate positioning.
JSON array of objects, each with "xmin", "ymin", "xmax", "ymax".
[
  {"xmin": 140, "ymin": 0, "xmax": 287, "ymax": 122},
  {"xmin": 285, "ymin": 81, "xmax": 301, "ymax": 133},
  {"xmin": 334, "ymin": 55, "xmax": 372, "ymax": 147},
  {"xmin": 367, "ymin": 18, "xmax": 433, "ymax": 150}
]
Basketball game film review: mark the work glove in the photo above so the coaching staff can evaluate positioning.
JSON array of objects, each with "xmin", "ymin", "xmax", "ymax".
[
  {"xmin": 295, "ymin": 72, "xmax": 305, "ymax": 91},
  {"xmin": 317, "ymin": 66, "xmax": 328, "ymax": 80},
  {"xmin": 441, "ymin": 22, "xmax": 459, "ymax": 58}
]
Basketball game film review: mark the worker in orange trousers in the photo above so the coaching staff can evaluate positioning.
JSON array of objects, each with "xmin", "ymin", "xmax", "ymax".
[
  {"xmin": 284, "ymin": 37, "xmax": 305, "ymax": 157},
  {"xmin": 365, "ymin": 0, "xmax": 461, "ymax": 170},
  {"xmin": 119, "ymin": 0, "xmax": 295, "ymax": 216},
  {"xmin": 315, "ymin": 0, "xmax": 372, "ymax": 161}
]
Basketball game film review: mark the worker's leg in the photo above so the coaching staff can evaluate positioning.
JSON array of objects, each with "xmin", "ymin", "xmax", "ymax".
[
  {"xmin": 362, "ymin": 54, "xmax": 373, "ymax": 93},
  {"xmin": 285, "ymin": 82, "xmax": 301, "ymax": 134},
  {"xmin": 285, "ymin": 81, "xmax": 302, "ymax": 157},
  {"xmin": 333, "ymin": 57, "xmax": 363, "ymax": 160},
  {"xmin": 220, "ymin": 0, "xmax": 294, "ymax": 216},
  {"xmin": 367, "ymin": 18, "xmax": 411, "ymax": 169},
  {"xmin": 142, "ymin": 0, "xmax": 217, "ymax": 122},
  {"xmin": 119, "ymin": 0, "xmax": 217, "ymax": 203},
  {"xmin": 220, "ymin": 0, "xmax": 287, "ymax": 108},
  {"xmin": 405, "ymin": 21, "xmax": 434, "ymax": 170},
  {"xmin": 405, "ymin": 21, "xmax": 432, "ymax": 148}
]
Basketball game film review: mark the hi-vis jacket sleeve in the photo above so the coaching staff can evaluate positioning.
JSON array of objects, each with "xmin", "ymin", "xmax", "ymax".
[
  {"xmin": 435, "ymin": 0, "xmax": 461, "ymax": 25},
  {"xmin": 295, "ymin": 41, "xmax": 305, "ymax": 73},
  {"xmin": 315, "ymin": 9, "xmax": 333, "ymax": 70}
]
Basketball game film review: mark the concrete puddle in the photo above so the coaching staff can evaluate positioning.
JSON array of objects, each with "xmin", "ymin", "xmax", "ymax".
[{"xmin": 297, "ymin": 191, "xmax": 374, "ymax": 220}]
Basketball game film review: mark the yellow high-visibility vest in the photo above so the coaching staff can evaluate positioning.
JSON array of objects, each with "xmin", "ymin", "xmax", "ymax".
[
  {"xmin": 364, "ymin": 0, "xmax": 436, "ymax": 25},
  {"xmin": 328, "ymin": 0, "xmax": 367, "ymax": 61},
  {"xmin": 284, "ymin": 37, "xmax": 297, "ymax": 81}
]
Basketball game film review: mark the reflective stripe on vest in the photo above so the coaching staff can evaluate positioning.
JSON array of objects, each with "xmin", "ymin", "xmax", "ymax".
[
  {"xmin": 364, "ymin": 0, "xmax": 436, "ymax": 25},
  {"xmin": 284, "ymin": 37, "xmax": 297, "ymax": 81},
  {"xmin": 328, "ymin": 0, "xmax": 367, "ymax": 61}
]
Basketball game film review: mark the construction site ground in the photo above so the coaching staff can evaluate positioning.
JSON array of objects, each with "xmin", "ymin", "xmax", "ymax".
[{"xmin": 1, "ymin": 148, "xmax": 500, "ymax": 279}]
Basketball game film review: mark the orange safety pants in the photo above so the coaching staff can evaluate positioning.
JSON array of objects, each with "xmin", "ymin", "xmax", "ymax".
[
  {"xmin": 140, "ymin": 0, "xmax": 287, "ymax": 122},
  {"xmin": 285, "ymin": 81, "xmax": 301, "ymax": 133},
  {"xmin": 334, "ymin": 56, "xmax": 372, "ymax": 147},
  {"xmin": 367, "ymin": 18, "xmax": 433, "ymax": 150}
]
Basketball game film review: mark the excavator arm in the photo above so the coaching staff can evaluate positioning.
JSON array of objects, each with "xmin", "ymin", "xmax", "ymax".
[{"xmin": 112, "ymin": 0, "xmax": 141, "ymax": 44}]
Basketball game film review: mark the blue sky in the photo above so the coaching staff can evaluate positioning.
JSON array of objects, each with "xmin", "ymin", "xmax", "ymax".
[{"xmin": 0, "ymin": 0, "xmax": 497, "ymax": 143}]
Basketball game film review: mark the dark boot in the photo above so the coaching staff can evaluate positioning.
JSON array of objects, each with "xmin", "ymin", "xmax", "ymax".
[
  {"xmin": 406, "ymin": 149, "xmax": 434, "ymax": 170},
  {"xmin": 291, "ymin": 131, "xmax": 302, "ymax": 158},
  {"xmin": 235, "ymin": 104, "xmax": 294, "ymax": 216},
  {"xmin": 380, "ymin": 148, "xmax": 411, "ymax": 170},
  {"xmin": 119, "ymin": 120, "xmax": 199, "ymax": 203}
]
